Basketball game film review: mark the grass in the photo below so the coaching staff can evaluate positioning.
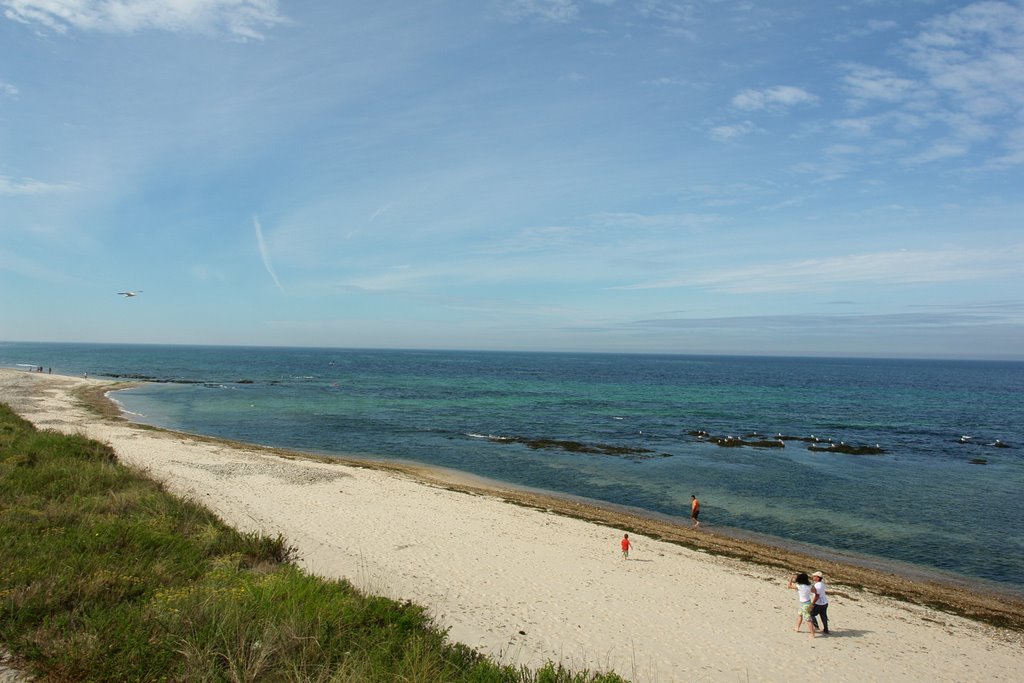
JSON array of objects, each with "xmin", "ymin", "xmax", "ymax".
[{"xmin": 0, "ymin": 403, "xmax": 626, "ymax": 682}]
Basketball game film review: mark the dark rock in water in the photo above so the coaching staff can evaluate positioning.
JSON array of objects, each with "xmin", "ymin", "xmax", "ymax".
[
  {"xmin": 746, "ymin": 439, "xmax": 786, "ymax": 448},
  {"xmin": 688, "ymin": 429, "xmax": 786, "ymax": 449},
  {"xmin": 706, "ymin": 435, "xmax": 785, "ymax": 449},
  {"xmin": 486, "ymin": 435, "xmax": 662, "ymax": 459},
  {"xmin": 808, "ymin": 443, "xmax": 885, "ymax": 455},
  {"xmin": 968, "ymin": 458, "xmax": 988, "ymax": 465},
  {"xmin": 100, "ymin": 373, "xmax": 205, "ymax": 384},
  {"xmin": 236, "ymin": 379, "xmax": 255, "ymax": 384},
  {"xmin": 689, "ymin": 429, "xmax": 883, "ymax": 451},
  {"xmin": 991, "ymin": 440, "xmax": 1011, "ymax": 449}
]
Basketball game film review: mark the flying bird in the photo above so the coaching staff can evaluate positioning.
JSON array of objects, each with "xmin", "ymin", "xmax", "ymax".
[{"xmin": 117, "ymin": 291, "xmax": 142, "ymax": 297}]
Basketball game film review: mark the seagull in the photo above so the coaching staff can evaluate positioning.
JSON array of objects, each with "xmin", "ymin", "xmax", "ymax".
[{"xmin": 117, "ymin": 290, "xmax": 142, "ymax": 297}]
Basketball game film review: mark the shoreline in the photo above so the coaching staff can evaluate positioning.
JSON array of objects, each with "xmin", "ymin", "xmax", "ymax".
[
  {"xmin": 347, "ymin": 456, "xmax": 1024, "ymax": 602},
  {"xmin": 92, "ymin": 378, "xmax": 1024, "ymax": 620},
  {"xmin": 3, "ymin": 368, "xmax": 1023, "ymax": 681},
  {"xmin": 21, "ymin": 369, "xmax": 1024, "ymax": 620}
]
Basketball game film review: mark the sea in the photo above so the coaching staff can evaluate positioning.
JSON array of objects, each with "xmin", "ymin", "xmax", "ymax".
[{"xmin": 3, "ymin": 341, "xmax": 1022, "ymax": 595}]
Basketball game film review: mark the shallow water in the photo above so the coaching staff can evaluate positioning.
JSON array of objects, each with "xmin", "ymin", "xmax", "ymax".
[{"xmin": 4, "ymin": 342, "xmax": 1022, "ymax": 592}]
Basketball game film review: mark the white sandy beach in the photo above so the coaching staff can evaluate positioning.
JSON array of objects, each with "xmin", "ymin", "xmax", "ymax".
[{"xmin": 2, "ymin": 369, "xmax": 1021, "ymax": 682}]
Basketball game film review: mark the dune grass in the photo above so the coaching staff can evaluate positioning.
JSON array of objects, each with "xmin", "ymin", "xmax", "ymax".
[{"xmin": 0, "ymin": 403, "xmax": 625, "ymax": 682}]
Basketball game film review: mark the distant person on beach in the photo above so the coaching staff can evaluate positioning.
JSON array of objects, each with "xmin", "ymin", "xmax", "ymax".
[
  {"xmin": 690, "ymin": 495, "xmax": 700, "ymax": 528},
  {"xmin": 810, "ymin": 571, "xmax": 830, "ymax": 634},
  {"xmin": 620, "ymin": 533, "xmax": 632, "ymax": 559},
  {"xmin": 788, "ymin": 572, "xmax": 818, "ymax": 638}
]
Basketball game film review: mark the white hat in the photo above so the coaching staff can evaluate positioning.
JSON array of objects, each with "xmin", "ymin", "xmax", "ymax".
[{"xmin": 812, "ymin": 570, "xmax": 824, "ymax": 578}]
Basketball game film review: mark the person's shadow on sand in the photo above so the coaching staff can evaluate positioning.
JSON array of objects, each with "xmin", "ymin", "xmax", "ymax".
[{"xmin": 818, "ymin": 629, "xmax": 868, "ymax": 638}]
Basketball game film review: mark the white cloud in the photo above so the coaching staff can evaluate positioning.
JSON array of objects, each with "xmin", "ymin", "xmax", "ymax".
[
  {"xmin": 936, "ymin": 111, "xmax": 993, "ymax": 142},
  {"xmin": 618, "ymin": 245, "xmax": 1024, "ymax": 294},
  {"xmin": 709, "ymin": 120, "xmax": 758, "ymax": 142},
  {"xmin": 828, "ymin": 3, "xmax": 1024, "ymax": 168},
  {"xmin": 637, "ymin": 0, "xmax": 698, "ymax": 34},
  {"xmin": 902, "ymin": 1, "xmax": 1024, "ymax": 163},
  {"xmin": 643, "ymin": 77, "xmax": 693, "ymax": 87},
  {"xmin": 823, "ymin": 144, "xmax": 862, "ymax": 155},
  {"xmin": 834, "ymin": 111, "xmax": 929, "ymax": 138},
  {"xmin": 842, "ymin": 64, "xmax": 918, "ymax": 105},
  {"xmin": 866, "ymin": 19, "xmax": 898, "ymax": 33},
  {"xmin": 904, "ymin": 141, "xmax": 970, "ymax": 165},
  {"xmin": 906, "ymin": 2, "xmax": 1024, "ymax": 109},
  {"xmin": 0, "ymin": 174, "xmax": 74, "ymax": 195},
  {"xmin": 731, "ymin": 85, "xmax": 817, "ymax": 111},
  {"xmin": 985, "ymin": 124, "xmax": 1024, "ymax": 168},
  {"xmin": 0, "ymin": 0, "xmax": 285, "ymax": 39},
  {"xmin": 0, "ymin": 81, "xmax": 18, "ymax": 97},
  {"xmin": 499, "ymin": 0, "xmax": 580, "ymax": 23}
]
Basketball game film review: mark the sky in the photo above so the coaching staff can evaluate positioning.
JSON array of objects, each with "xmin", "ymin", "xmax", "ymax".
[{"xmin": 1, "ymin": 0, "xmax": 1023, "ymax": 359}]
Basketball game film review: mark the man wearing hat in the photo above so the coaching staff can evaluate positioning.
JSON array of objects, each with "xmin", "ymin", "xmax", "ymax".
[{"xmin": 810, "ymin": 571, "xmax": 830, "ymax": 634}]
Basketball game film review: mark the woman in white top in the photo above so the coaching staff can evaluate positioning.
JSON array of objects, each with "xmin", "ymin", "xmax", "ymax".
[{"xmin": 787, "ymin": 572, "xmax": 818, "ymax": 638}]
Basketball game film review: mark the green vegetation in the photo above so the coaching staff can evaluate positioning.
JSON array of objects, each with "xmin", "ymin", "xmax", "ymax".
[{"xmin": 0, "ymin": 403, "xmax": 626, "ymax": 682}]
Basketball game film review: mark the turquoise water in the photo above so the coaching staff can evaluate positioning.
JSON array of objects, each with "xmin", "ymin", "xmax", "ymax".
[{"xmin": 4, "ymin": 342, "xmax": 1023, "ymax": 593}]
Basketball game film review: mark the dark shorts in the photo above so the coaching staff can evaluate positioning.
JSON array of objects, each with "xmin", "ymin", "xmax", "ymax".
[{"xmin": 691, "ymin": 510, "xmax": 700, "ymax": 519}]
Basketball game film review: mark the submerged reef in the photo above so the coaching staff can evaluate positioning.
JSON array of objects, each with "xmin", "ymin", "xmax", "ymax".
[
  {"xmin": 483, "ymin": 435, "xmax": 669, "ymax": 460},
  {"xmin": 100, "ymin": 373, "xmax": 277, "ymax": 386}
]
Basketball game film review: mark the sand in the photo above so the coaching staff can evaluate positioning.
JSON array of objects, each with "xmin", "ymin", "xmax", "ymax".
[{"xmin": 2, "ymin": 369, "xmax": 1022, "ymax": 682}]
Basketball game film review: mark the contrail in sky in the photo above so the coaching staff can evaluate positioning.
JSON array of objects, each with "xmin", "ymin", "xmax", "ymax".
[
  {"xmin": 370, "ymin": 203, "xmax": 391, "ymax": 222},
  {"xmin": 253, "ymin": 215, "xmax": 284, "ymax": 292}
]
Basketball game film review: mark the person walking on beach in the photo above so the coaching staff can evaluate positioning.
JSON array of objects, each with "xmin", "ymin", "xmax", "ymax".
[
  {"xmin": 690, "ymin": 495, "xmax": 701, "ymax": 528},
  {"xmin": 620, "ymin": 533, "xmax": 632, "ymax": 559},
  {"xmin": 788, "ymin": 572, "xmax": 818, "ymax": 638},
  {"xmin": 810, "ymin": 571, "xmax": 830, "ymax": 634}
]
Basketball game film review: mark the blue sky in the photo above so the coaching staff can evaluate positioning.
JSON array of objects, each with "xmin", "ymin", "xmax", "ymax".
[{"xmin": 1, "ymin": 1, "xmax": 1022, "ymax": 359}]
